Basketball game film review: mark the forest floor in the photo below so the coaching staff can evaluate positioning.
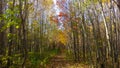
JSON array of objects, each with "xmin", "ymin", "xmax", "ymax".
[{"xmin": 46, "ymin": 51, "xmax": 90, "ymax": 68}]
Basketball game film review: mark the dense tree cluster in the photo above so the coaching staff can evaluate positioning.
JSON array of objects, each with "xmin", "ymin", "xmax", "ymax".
[{"xmin": 0, "ymin": 0, "xmax": 120, "ymax": 68}]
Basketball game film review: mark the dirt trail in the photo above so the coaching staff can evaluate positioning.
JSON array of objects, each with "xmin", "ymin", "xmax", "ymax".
[{"xmin": 46, "ymin": 53, "xmax": 90, "ymax": 68}]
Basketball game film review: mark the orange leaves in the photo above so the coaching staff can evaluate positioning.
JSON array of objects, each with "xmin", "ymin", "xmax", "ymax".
[
  {"xmin": 58, "ymin": 12, "xmax": 68, "ymax": 17},
  {"xmin": 58, "ymin": 12, "xmax": 69, "ymax": 24},
  {"xmin": 50, "ymin": 12, "xmax": 69, "ymax": 24},
  {"xmin": 58, "ymin": 12, "xmax": 65, "ymax": 17}
]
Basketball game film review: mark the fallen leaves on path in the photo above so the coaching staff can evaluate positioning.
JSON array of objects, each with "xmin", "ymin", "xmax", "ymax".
[{"xmin": 46, "ymin": 53, "xmax": 91, "ymax": 68}]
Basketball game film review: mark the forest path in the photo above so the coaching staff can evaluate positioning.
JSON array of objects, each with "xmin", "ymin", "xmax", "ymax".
[{"xmin": 46, "ymin": 51, "xmax": 89, "ymax": 68}]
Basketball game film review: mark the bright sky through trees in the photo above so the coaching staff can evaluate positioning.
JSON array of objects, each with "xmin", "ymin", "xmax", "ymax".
[{"xmin": 52, "ymin": 0, "xmax": 70, "ymax": 30}]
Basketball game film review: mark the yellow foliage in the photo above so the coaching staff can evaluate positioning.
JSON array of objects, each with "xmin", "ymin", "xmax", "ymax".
[
  {"xmin": 92, "ymin": 0, "xmax": 110, "ymax": 4},
  {"xmin": 56, "ymin": 31, "xmax": 68, "ymax": 45},
  {"xmin": 42, "ymin": 0, "xmax": 53, "ymax": 9},
  {"xmin": 102, "ymin": 0, "xmax": 110, "ymax": 3}
]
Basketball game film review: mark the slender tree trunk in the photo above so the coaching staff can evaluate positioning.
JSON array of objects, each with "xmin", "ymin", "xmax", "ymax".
[
  {"xmin": 99, "ymin": 0, "xmax": 110, "ymax": 60},
  {"xmin": 7, "ymin": 0, "xmax": 16, "ymax": 67},
  {"xmin": 19, "ymin": 0, "xmax": 28, "ymax": 67},
  {"xmin": 0, "ymin": 0, "xmax": 5, "ymax": 67},
  {"xmin": 0, "ymin": 0, "xmax": 4, "ymax": 55},
  {"xmin": 81, "ymin": 14, "xmax": 87, "ymax": 62},
  {"xmin": 117, "ymin": 0, "xmax": 120, "ymax": 10}
]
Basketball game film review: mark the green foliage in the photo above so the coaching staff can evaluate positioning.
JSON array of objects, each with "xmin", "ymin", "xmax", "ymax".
[
  {"xmin": 1, "ymin": 49, "xmax": 59, "ymax": 68},
  {"xmin": 65, "ymin": 50, "xmax": 74, "ymax": 61},
  {"xmin": 0, "ymin": 6, "xmax": 21, "ymax": 32},
  {"xmin": 73, "ymin": 0, "xmax": 91, "ymax": 12},
  {"xmin": 0, "ymin": 56, "xmax": 8, "ymax": 67},
  {"xmin": 7, "ymin": 33, "xmax": 16, "ymax": 42},
  {"xmin": 28, "ymin": 49, "xmax": 59, "ymax": 68}
]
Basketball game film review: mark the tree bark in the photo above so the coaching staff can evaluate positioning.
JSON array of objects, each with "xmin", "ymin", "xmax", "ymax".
[
  {"xmin": 0, "ymin": 0, "xmax": 5, "ymax": 67},
  {"xmin": 117, "ymin": 0, "xmax": 120, "ymax": 10}
]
